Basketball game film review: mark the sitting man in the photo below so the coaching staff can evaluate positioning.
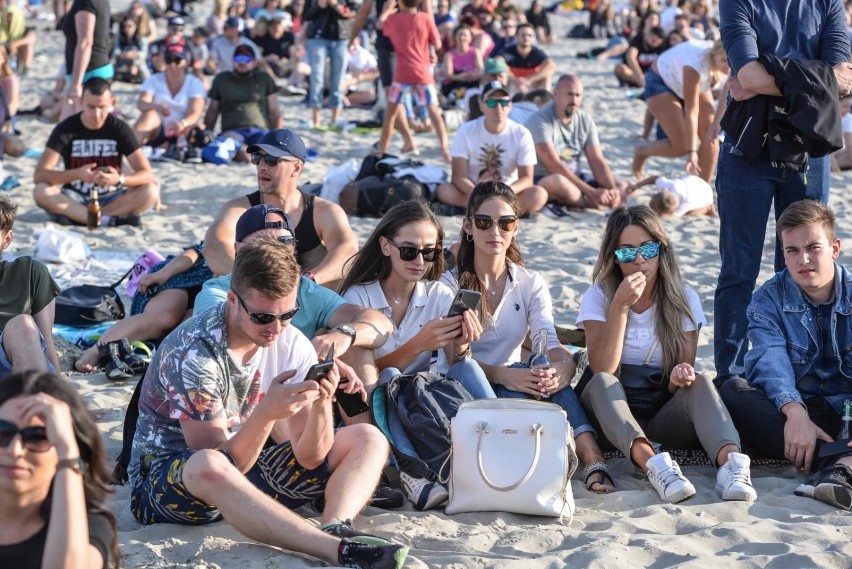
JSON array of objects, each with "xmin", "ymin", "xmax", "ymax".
[
  {"xmin": 129, "ymin": 237, "xmax": 408, "ymax": 566},
  {"xmin": 207, "ymin": 16, "xmax": 262, "ymax": 75},
  {"xmin": 435, "ymin": 81, "xmax": 548, "ymax": 214},
  {"xmin": 525, "ymin": 74, "xmax": 629, "ymax": 210},
  {"xmin": 0, "ymin": 195, "xmax": 61, "ymax": 375},
  {"xmin": 204, "ymin": 44, "xmax": 281, "ymax": 161},
  {"xmin": 148, "ymin": 16, "xmax": 192, "ymax": 73},
  {"xmin": 499, "ymin": 22, "xmax": 556, "ymax": 95},
  {"xmin": 195, "ymin": 203, "xmax": 393, "ymax": 424},
  {"xmin": 33, "ymin": 78, "xmax": 160, "ymax": 227},
  {"xmin": 720, "ymin": 200, "xmax": 852, "ymax": 510}
]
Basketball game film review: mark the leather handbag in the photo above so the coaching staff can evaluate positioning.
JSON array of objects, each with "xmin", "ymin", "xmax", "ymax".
[{"xmin": 445, "ymin": 399, "xmax": 578, "ymax": 524}]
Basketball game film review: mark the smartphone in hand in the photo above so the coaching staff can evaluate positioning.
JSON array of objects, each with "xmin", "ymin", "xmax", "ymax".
[
  {"xmin": 446, "ymin": 289, "xmax": 482, "ymax": 318},
  {"xmin": 304, "ymin": 345, "xmax": 335, "ymax": 384},
  {"xmin": 335, "ymin": 379, "xmax": 370, "ymax": 417}
]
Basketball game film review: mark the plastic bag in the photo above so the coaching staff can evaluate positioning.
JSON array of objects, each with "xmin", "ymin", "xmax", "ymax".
[
  {"xmin": 34, "ymin": 226, "xmax": 91, "ymax": 264},
  {"xmin": 320, "ymin": 158, "xmax": 360, "ymax": 203}
]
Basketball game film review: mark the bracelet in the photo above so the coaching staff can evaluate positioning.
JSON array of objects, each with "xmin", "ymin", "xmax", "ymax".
[
  {"xmin": 454, "ymin": 345, "xmax": 472, "ymax": 359},
  {"xmin": 688, "ymin": 149, "xmax": 698, "ymax": 154},
  {"xmin": 179, "ymin": 119, "xmax": 189, "ymax": 128}
]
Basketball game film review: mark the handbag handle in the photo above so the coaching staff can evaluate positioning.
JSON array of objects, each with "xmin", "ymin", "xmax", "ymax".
[{"xmin": 475, "ymin": 421, "xmax": 543, "ymax": 492}]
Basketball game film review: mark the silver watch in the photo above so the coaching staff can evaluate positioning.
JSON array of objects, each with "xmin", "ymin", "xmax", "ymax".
[{"xmin": 333, "ymin": 324, "xmax": 357, "ymax": 346}]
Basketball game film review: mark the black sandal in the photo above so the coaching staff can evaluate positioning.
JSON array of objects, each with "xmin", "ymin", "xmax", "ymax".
[{"xmin": 583, "ymin": 461, "xmax": 616, "ymax": 494}]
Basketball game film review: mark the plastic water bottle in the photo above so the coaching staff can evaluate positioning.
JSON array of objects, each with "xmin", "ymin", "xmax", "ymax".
[
  {"xmin": 530, "ymin": 329, "xmax": 551, "ymax": 400},
  {"xmin": 841, "ymin": 400, "xmax": 852, "ymax": 440},
  {"xmin": 126, "ymin": 248, "xmax": 166, "ymax": 297}
]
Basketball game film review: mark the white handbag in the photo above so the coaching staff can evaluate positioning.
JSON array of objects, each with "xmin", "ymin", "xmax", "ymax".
[{"xmin": 445, "ymin": 399, "xmax": 578, "ymax": 524}]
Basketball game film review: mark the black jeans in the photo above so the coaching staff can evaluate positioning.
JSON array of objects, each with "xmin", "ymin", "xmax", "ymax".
[{"xmin": 720, "ymin": 377, "xmax": 842, "ymax": 464}]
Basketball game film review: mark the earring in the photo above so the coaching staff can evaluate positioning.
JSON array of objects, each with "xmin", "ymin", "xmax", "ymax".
[{"xmin": 465, "ymin": 232, "xmax": 473, "ymax": 242}]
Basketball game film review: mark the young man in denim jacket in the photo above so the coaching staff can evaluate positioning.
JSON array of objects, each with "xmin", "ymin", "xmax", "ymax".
[{"xmin": 720, "ymin": 200, "xmax": 852, "ymax": 510}]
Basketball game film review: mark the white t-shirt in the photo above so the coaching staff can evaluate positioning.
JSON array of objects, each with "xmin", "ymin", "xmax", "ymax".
[
  {"xmin": 343, "ymin": 280, "xmax": 455, "ymax": 374},
  {"xmin": 450, "ymin": 116, "xmax": 537, "ymax": 185},
  {"xmin": 654, "ymin": 175, "xmax": 714, "ymax": 217},
  {"xmin": 258, "ymin": 324, "xmax": 318, "ymax": 393},
  {"xmin": 575, "ymin": 283, "xmax": 706, "ymax": 368},
  {"xmin": 140, "ymin": 72, "xmax": 207, "ymax": 125},
  {"xmin": 656, "ymin": 40, "xmax": 715, "ymax": 99}
]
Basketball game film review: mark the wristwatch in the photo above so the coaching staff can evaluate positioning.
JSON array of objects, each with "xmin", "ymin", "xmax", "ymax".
[
  {"xmin": 56, "ymin": 457, "xmax": 85, "ymax": 474},
  {"xmin": 118, "ymin": 174, "xmax": 126, "ymax": 187},
  {"xmin": 333, "ymin": 324, "xmax": 357, "ymax": 346}
]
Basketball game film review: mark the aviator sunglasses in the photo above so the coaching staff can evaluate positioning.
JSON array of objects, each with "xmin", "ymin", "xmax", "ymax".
[
  {"xmin": 0, "ymin": 419, "xmax": 51, "ymax": 452},
  {"xmin": 613, "ymin": 241, "xmax": 661, "ymax": 263},
  {"xmin": 387, "ymin": 239, "xmax": 440, "ymax": 262},
  {"xmin": 471, "ymin": 214, "xmax": 518, "ymax": 232},
  {"xmin": 234, "ymin": 290, "xmax": 300, "ymax": 324},
  {"xmin": 484, "ymin": 98, "xmax": 510, "ymax": 108}
]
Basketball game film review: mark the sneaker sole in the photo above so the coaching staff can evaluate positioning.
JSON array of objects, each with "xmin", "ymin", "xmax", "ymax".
[
  {"xmin": 715, "ymin": 483, "xmax": 757, "ymax": 502},
  {"xmin": 814, "ymin": 483, "xmax": 852, "ymax": 510},
  {"xmin": 391, "ymin": 545, "xmax": 409, "ymax": 569},
  {"xmin": 106, "ymin": 368, "xmax": 133, "ymax": 381},
  {"xmin": 406, "ymin": 486, "xmax": 448, "ymax": 511},
  {"xmin": 663, "ymin": 483, "xmax": 696, "ymax": 504}
]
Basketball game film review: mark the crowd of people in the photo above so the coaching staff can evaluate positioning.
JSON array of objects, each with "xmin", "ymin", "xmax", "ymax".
[{"xmin": 1, "ymin": 0, "xmax": 852, "ymax": 567}]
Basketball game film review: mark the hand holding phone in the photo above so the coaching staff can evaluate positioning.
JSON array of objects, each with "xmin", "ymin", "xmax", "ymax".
[
  {"xmin": 447, "ymin": 289, "xmax": 482, "ymax": 318},
  {"xmin": 304, "ymin": 345, "xmax": 336, "ymax": 388}
]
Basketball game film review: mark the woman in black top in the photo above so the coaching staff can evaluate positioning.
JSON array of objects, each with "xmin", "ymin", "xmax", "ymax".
[
  {"xmin": 0, "ymin": 371, "xmax": 119, "ymax": 568},
  {"xmin": 62, "ymin": 0, "xmax": 113, "ymax": 120}
]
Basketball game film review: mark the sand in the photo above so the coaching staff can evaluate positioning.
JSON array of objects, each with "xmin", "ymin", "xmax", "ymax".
[{"xmin": 4, "ymin": 2, "xmax": 851, "ymax": 567}]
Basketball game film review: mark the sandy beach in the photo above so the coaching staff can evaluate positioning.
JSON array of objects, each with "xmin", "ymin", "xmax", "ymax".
[{"xmin": 3, "ymin": 1, "xmax": 851, "ymax": 566}]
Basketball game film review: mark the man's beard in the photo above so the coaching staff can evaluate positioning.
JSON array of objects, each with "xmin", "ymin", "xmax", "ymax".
[
  {"xmin": 562, "ymin": 106, "xmax": 575, "ymax": 119},
  {"xmin": 234, "ymin": 67, "xmax": 252, "ymax": 77}
]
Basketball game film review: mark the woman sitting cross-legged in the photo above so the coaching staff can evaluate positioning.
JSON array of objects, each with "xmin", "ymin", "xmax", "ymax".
[
  {"xmin": 575, "ymin": 205, "xmax": 756, "ymax": 503},
  {"xmin": 339, "ymin": 199, "xmax": 495, "ymax": 510},
  {"xmin": 441, "ymin": 180, "xmax": 616, "ymax": 494}
]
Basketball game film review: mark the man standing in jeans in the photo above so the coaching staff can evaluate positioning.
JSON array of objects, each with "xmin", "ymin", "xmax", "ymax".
[
  {"xmin": 713, "ymin": 0, "xmax": 852, "ymax": 384},
  {"xmin": 720, "ymin": 201, "xmax": 852, "ymax": 510}
]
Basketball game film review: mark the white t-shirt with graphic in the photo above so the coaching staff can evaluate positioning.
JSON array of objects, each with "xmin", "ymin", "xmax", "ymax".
[{"xmin": 450, "ymin": 116, "xmax": 537, "ymax": 185}]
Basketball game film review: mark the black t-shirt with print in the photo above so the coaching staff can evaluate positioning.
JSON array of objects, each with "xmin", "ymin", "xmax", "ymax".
[
  {"xmin": 63, "ymin": 0, "xmax": 111, "ymax": 73},
  {"xmin": 46, "ymin": 113, "xmax": 140, "ymax": 196},
  {"xmin": 257, "ymin": 31, "xmax": 297, "ymax": 59},
  {"xmin": 627, "ymin": 34, "xmax": 666, "ymax": 69}
]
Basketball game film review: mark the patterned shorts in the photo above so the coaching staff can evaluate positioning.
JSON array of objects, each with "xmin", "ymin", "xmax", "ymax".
[
  {"xmin": 387, "ymin": 82, "xmax": 439, "ymax": 107},
  {"xmin": 131, "ymin": 443, "xmax": 332, "ymax": 525}
]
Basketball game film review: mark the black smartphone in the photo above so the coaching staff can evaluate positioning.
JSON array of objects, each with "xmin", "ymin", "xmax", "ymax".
[
  {"xmin": 447, "ymin": 289, "xmax": 482, "ymax": 318},
  {"xmin": 335, "ymin": 380, "xmax": 370, "ymax": 417},
  {"xmin": 304, "ymin": 345, "xmax": 335, "ymax": 384},
  {"xmin": 818, "ymin": 437, "xmax": 852, "ymax": 459}
]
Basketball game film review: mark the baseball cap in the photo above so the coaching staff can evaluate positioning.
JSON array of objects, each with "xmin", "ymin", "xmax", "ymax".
[
  {"xmin": 481, "ymin": 80, "xmax": 510, "ymax": 100},
  {"xmin": 246, "ymin": 129, "xmax": 307, "ymax": 163},
  {"xmin": 484, "ymin": 58, "xmax": 508, "ymax": 75},
  {"xmin": 236, "ymin": 205, "xmax": 292, "ymax": 242},
  {"xmin": 234, "ymin": 44, "xmax": 255, "ymax": 59},
  {"xmin": 225, "ymin": 16, "xmax": 245, "ymax": 31},
  {"xmin": 271, "ymin": 13, "xmax": 293, "ymax": 27},
  {"xmin": 164, "ymin": 42, "xmax": 190, "ymax": 61},
  {"xmin": 168, "ymin": 16, "xmax": 185, "ymax": 27}
]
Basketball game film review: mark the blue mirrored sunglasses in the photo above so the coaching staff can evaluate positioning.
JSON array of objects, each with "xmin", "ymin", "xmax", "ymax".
[{"xmin": 613, "ymin": 241, "xmax": 661, "ymax": 263}]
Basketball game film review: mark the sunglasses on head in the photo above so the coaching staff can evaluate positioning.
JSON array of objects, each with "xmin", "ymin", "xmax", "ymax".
[
  {"xmin": 387, "ymin": 239, "xmax": 440, "ymax": 262},
  {"xmin": 250, "ymin": 152, "xmax": 294, "ymax": 166},
  {"xmin": 613, "ymin": 241, "xmax": 661, "ymax": 263},
  {"xmin": 165, "ymin": 56, "xmax": 183, "ymax": 65},
  {"xmin": 471, "ymin": 214, "xmax": 518, "ymax": 232},
  {"xmin": 234, "ymin": 290, "xmax": 300, "ymax": 325},
  {"xmin": 234, "ymin": 55, "xmax": 254, "ymax": 64},
  {"xmin": 0, "ymin": 419, "xmax": 51, "ymax": 452},
  {"xmin": 484, "ymin": 98, "xmax": 510, "ymax": 108}
]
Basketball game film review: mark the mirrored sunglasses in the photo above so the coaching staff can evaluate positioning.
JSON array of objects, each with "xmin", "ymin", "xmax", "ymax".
[
  {"xmin": 613, "ymin": 241, "xmax": 661, "ymax": 263},
  {"xmin": 0, "ymin": 419, "xmax": 51, "ymax": 452},
  {"xmin": 484, "ymin": 98, "xmax": 510, "ymax": 108},
  {"xmin": 472, "ymin": 214, "xmax": 518, "ymax": 232},
  {"xmin": 234, "ymin": 291, "xmax": 300, "ymax": 325},
  {"xmin": 234, "ymin": 55, "xmax": 254, "ymax": 64},
  {"xmin": 387, "ymin": 239, "xmax": 440, "ymax": 262}
]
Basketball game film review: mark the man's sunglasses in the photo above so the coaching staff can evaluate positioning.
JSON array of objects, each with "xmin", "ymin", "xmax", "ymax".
[
  {"xmin": 164, "ymin": 56, "xmax": 184, "ymax": 65},
  {"xmin": 234, "ymin": 290, "xmax": 300, "ymax": 325},
  {"xmin": 250, "ymin": 152, "xmax": 295, "ymax": 166},
  {"xmin": 484, "ymin": 99, "xmax": 510, "ymax": 108},
  {"xmin": 613, "ymin": 241, "xmax": 661, "ymax": 263},
  {"xmin": 387, "ymin": 239, "xmax": 440, "ymax": 262},
  {"xmin": 471, "ymin": 214, "xmax": 518, "ymax": 232},
  {"xmin": 0, "ymin": 419, "xmax": 51, "ymax": 452},
  {"xmin": 234, "ymin": 55, "xmax": 254, "ymax": 64}
]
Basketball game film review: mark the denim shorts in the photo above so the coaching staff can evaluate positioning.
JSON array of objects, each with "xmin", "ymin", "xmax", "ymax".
[
  {"xmin": 62, "ymin": 186, "xmax": 126, "ymax": 206},
  {"xmin": 131, "ymin": 442, "xmax": 332, "ymax": 526},
  {"xmin": 644, "ymin": 68, "xmax": 676, "ymax": 100}
]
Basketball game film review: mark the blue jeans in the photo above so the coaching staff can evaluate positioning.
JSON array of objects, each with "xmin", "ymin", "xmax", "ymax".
[
  {"xmin": 713, "ymin": 143, "xmax": 829, "ymax": 382},
  {"xmin": 496, "ymin": 361, "xmax": 594, "ymax": 438},
  {"xmin": 381, "ymin": 360, "xmax": 495, "ymax": 458},
  {"xmin": 307, "ymin": 38, "xmax": 349, "ymax": 110}
]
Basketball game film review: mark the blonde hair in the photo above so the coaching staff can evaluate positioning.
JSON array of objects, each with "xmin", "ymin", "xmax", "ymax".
[
  {"xmin": 649, "ymin": 191, "xmax": 678, "ymax": 216},
  {"xmin": 707, "ymin": 39, "xmax": 727, "ymax": 88}
]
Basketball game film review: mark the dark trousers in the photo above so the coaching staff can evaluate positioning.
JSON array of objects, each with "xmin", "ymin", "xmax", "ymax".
[{"xmin": 719, "ymin": 377, "xmax": 841, "ymax": 463}]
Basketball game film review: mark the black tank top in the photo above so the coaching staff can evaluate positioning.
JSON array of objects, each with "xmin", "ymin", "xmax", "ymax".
[{"xmin": 245, "ymin": 191, "xmax": 327, "ymax": 271}]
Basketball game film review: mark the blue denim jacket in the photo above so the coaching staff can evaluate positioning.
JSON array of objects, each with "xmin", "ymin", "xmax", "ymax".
[{"xmin": 745, "ymin": 263, "xmax": 852, "ymax": 412}]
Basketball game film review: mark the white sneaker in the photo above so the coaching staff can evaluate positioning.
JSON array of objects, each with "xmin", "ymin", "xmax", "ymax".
[
  {"xmin": 399, "ymin": 471, "xmax": 448, "ymax": 511},
  {"xmin": 646, "ymin": 452, "xmax": 696, "ymax": 504},
  {"xmin": 716, "ymin": 452, "xmax": 757, "ymax": 502}
]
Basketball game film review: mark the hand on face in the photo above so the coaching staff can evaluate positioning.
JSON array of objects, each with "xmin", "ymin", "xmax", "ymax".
[{"xmin": 14, "ymin": 394, "xmax": 78, "ymax": 458}]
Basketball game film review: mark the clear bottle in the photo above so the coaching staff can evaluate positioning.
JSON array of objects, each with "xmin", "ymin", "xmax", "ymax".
[
  {"xmin": 529, "ymin": 329, "xmax": 551, "ymax": 371},
  {"xmin": 86, "ymin": 188, "xmax": 101, "ymax": 231},
  {"xmin": 841, "ymin": 399, "xmax": 852, "ymax": 440}
]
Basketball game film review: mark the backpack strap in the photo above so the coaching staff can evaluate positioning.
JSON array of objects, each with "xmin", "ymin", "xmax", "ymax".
[{"xmin": 109, "ymin": 264, "xmax": 136, "ymax": 290}]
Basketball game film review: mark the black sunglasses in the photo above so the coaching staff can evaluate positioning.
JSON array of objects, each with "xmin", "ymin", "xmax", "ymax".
[
  {"xmin": 164, "ymin": 56, "xmax": 184, "ymax": 65},
  {"xmin": 234, "ymin": 290, "xmax": 300, "ymax": 325},
  {"xmin": 0, "ymin": 419, "xmax": 51, "ymax": 452},
  {"xmin": 387, "ymin": 239, "xmax": 440, "ymax": 262},
  {"xmin": 471, "ymin": 214, "xmax": 518, "ymax": 232},
  {"xmin": 250, "ymin": 152, "xmax": 296, "ymax": 166}
]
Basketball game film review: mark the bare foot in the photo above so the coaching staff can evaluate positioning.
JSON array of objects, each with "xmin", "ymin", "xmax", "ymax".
[
  {"xmin": 74, "ymin": 347, "xmax": 99, "ymax": 373},
  {"xmin": 632, "ymin": 143, "xmax": 648, "ymax": 180}
]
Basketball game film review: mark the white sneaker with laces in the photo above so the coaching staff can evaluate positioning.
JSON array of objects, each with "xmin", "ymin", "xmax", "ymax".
[
  {"xmin": 646, "ymin": 452, "xmax": 696, "ymax": 504},
  {"xmin": 399, "ymin": 471, "xmax": 448, "ymax": 511},
  {"xmin": 716, "ymin": 452, "xmax": 757, "ymax": 501}
]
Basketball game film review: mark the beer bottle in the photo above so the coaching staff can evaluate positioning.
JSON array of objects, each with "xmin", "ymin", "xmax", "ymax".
[{"xmin": 87, "ymin": 188, "xmax": 101, "ymax": 230}]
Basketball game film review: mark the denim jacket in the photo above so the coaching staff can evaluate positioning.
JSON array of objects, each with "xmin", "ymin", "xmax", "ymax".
[{"xmin": 745, "ymin": 263, "xmax": 852, "ymax": 411}]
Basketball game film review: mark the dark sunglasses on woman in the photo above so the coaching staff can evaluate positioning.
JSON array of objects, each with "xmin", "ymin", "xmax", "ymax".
[
  {"xmin": 233, "ymin": 290, "xmax": 300, "ymax": 324},
  {"xmin": 387, "ymin": 239, "xmax": 440, "ymax": 262},
  {"xmin": 0, "ymin": 419, "xmax": 51, "ymax": 452},
  {"xmin": 471, "ymin": 214, "xmax": 518, "ymax": 232},
  {"xmin": 613, "ymin": 241, "xmax": 661, "ymax": 263}
]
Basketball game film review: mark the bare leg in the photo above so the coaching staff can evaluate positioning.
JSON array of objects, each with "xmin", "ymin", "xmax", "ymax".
[
  {"xmin": 2, "ymin": 315, "xmax": 50, "ymax": 372},
  {"xmin": 631, "ymin": 437, "xmax": 656, "ymax": 473},
  {"xmin": 715, "ymin": 443, "xmax": 740, "ymax": 467},
  {"xmin": 696, "ymin": 92, "xmax": 719, "ymax": 182},
  {"xmin": 321, "ymin": 424, "xmax": 389, "ymax": 522},
  {"xmin": 539, "ymin": 174, "xmax": 587, "ymax": 207},
  {"xmin": 436, "ymin": 182, "xmax": 470, "ymax": 208},
  {"xmin": 575, "ymin": 431, "xmax": 616, "ymax": 493},
  {"xmin": 33, "ymin": 183, "xmax": 88, "ymax": 221},
  {"xmin": 515, "ymin": 184, "xmax": 548, "ymax": 214},
  {"xmin": 102, "ymin": 183, "xmax": 160, "ymax": 217},
  {"xmin": 426, "ymin": 103, "xmax": 450, "ymax": 163},
  {"xmin": 377, "ymin": 100, "xmax": 400, "ymax": 154},
  {"xmin": 632, "ymin": 93, "xmax": 690, "ymax": 178},
  {"xmin": 133, "ymin": 109, "xmax": 164, "ymax": 146}
]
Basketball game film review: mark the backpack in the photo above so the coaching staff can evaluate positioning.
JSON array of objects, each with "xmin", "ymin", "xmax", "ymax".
[
  {"xmin": 339, "ymin": 175, "xmax": 427, "ymax": 217},
  {"xmin": 54, "ymin": 266, "xmax": 133, "ymax": 327},
  {"xmin": 380, "ymin": 372, "xmax": 474, "ymax": 481}
]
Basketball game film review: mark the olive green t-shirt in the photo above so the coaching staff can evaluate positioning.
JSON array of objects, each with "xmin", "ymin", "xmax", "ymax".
[
  {"xmin": 0, "ymin": 257, "xmax": 60, "ymax": 329},
  {"xmin": 208, "ymin": 69, "xmax": 277, "ymax": 132}
]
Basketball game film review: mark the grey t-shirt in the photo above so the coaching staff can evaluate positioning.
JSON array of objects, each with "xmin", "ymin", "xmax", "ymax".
[{"xmin": 525, "ymin": 103, "xmax": 599, "ymax": 178}]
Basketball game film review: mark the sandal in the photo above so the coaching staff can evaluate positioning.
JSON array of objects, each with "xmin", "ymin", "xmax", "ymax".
[{"xmin": 583, "ymin": 461, "xmax": 616, "ymax": 494}]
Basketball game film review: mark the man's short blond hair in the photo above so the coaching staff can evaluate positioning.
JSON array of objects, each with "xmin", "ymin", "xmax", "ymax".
[{"xmin": 231, "ymin": 236, "xmax": 300, "ymax": 299}]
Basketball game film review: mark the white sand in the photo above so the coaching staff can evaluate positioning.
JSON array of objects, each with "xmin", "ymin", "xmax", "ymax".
[{"xmin": 5, "ymin": 3, "xmax": 851, "ymax": 567}]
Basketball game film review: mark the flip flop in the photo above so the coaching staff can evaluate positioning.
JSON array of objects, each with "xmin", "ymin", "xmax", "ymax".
[{"xmin": 584, "ymin": 461, "xmax": 616, "ymax": 494}]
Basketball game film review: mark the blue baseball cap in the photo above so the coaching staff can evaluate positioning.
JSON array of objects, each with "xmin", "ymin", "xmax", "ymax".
[
  {"xmin": 225, "ymin": 16, "xmax": 245, "ymax": 31},
  {"xmin": 236, "ymin": 205, "xmax": 292, "ymax": 242},
  {"xmin": 246, "ymin": 129, "xmax": 307, "ymax": 163}
]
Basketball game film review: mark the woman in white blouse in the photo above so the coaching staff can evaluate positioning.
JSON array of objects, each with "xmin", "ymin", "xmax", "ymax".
[
  {"xmin": 442, "ymin": 180, "xmax": 616, "ymax": 494},
  {"xmin": 576, "ymin": 205, "xmax": 755, "ymax": 504}
]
